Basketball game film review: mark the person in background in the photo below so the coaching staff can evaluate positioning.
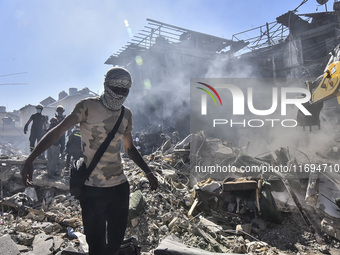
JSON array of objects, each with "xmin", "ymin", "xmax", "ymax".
[
  {"xmin": 55, "ymin": 105, "xmax": 66, "ymax": 156},
  {"xmin": 24, "ymin": 105, "xmax": 47, "ymax": 153},
  {"xmin": 21, "ymin": 67, "xmax": 158, "ymax": 255},
  {"xmin": 171, "ymin": 131, "xmax": 180, "ymax": 145},
  {"xmin": 159, "ymin": 132, "xmax": 172, "ymax": 154},
  {"xmin": 159, "ymin": 132, "xmax": 170, "ymax": 147},
  {"xmin": 65, "ymin": 125, "xmax": 82, "ymax": 170},
  {"xmin": 133, "ymin": 132, "xmax": 146, "ymax": 155},
  {"xmin": 46, "ymin": 117, "xmax": 60, "ymax": 178}
]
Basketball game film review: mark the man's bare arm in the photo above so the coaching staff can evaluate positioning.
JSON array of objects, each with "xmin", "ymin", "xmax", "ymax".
[
  {"xmin": 24, "ymin": 117, "xmax": 33, "ymax": 134},
  {"xmin": 123, "ymin": 132, "xmax": 151, "ymax": 173},
  {"xmin": 122, "ymin": 131, "xmax": 158, "ymax": 190}
]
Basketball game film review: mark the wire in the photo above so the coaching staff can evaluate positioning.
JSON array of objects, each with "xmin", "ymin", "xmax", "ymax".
[
  {"xmin": 294, "ymin": 0, "xmax": 309, "ymax": 12},
  {"xmin": 0, "ymin": 83, "xmax": 28, "ymax": 86},
  {"xmin": 0, "ymin": 72, "xmax": 27, "ymax": 77}
]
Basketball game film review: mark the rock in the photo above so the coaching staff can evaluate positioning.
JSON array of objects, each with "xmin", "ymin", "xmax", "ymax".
[
  {"xmin": 26, "ymin": 212, "xmax": 45, "ymax": 221},
  {"xmin": 54, "ymin": 195, "xmax": 67, "ymax": 203},
  {"xmin": 159, "ymin": 225, "xmax": 169, "ymax": 234},
  {"xmin": 75, "ymin": 232, "xmax": 88, "ymax": 253},
  {"xmin": 24, "ymin": 187, "xmax": 38, "ymax": 202},
  {"xmin": 15, "ymin": 221, "xmax": 31, "ymax": 232},
  {"xmin": 44, "ymin": 223, "xmax": 63, "ymax": 234},
  {"xmin": 321, "ymin": 218, "xmax": 340, "ymax": 241},
  {"xmin": 16, "ymin": 232, "xmax": 34, "ymax": 246},
  {"xmin": 128, "ymin": 190, "xmax": 145, "ymax": 220},
  {"xmin": 319, "ymin": 244, "xmax": 330, "ymax": 254},
  {"xmin": 199, "ymin": 216, "xmax": 223, "ymax": 234},
  {"xmin": 53, "ymin": 236, "xmax": 64, "ymax": 252},
  {"xmin": 168, "ymin": 217, "xmax": 178, "ymax": 230},
  {"xmin": 232, "ymin": 243, "xmax": 247, "ymax": 253},
  {"xmin": 16, "ymin": 244, "xmax": 30, "ymax": 253},
  {"xmin": 161, "ymin": 169, "xmax": 177, "ymax": 179},
  {"xmin": 131, "ymin": 217, "xmax": 139, "ymax": 227},
  {"xmin": 55, "ymin": 246, "xmax": 78, "ymax": 255},
  {"xmin": 236, "ymin": 223, "xmax": 252, "ymax": 235},
  {"xmin": 161, "ymin": 212, "xmax": 173, "ymax": 223},
  {"xmin": 32, "ymin": 233, "xmax": 54, "ymax": 255},
  {"xmin": 0, "ymin": 234, "xmax": 20, "ymax": 255}
]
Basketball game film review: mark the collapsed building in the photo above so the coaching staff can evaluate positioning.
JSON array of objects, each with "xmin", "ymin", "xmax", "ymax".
[{"xmin": 105, "ymin": 2, "xmax": 340, "ymax": 139}]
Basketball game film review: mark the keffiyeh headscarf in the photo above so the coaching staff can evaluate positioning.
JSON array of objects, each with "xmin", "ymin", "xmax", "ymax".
[{"xmin": 100, "ymin": 67, "xmax": 132, "ymax": 111}]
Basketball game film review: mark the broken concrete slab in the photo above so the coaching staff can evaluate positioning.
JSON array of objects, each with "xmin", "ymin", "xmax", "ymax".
[
  {"xmin": 317, "ymin": 173, "xmax": 340, "ymax": 219},
  {"xmin": 32, "ymin": 232, "xmax": 54, "ymax": 255},
  {"xmin": 321, "ymin": 218, "xmax": 340, "ymax": 241},
  {"xmin": 271, "ymin": 190, "xmax": 297, "ymax": 212},
  {"xmin": 16, "ymin": 244, "xmax": 30, "ymax": 253},
  {"xmin": 16, "ymin": 232, "xmax": 34, "ymax": 246},
  {"xmin": 128, "ymin": 189, "xmax": 145, "ymax": 221},
  {"xmin": 198, "ymin": 216, "xmax": 223, "ymax": 234},
  {"xmin": 55, "ymin": 246, "xmax": 84, "ymax": 255},
  {"xmin": 154, "ymin": 234, "xmax": 238, "ymax": 255},
  {"xmin": 0, "ymin": 234, "xmax": 20, "ymax": 255}
]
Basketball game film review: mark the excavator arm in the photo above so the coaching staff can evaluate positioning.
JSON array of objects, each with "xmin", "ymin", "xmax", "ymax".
[
  {"xmin": 310, "ymin": 61, "xmax": 340, "ymax": 104},
  {"xmin": 297, "ymin": 61, "xmax": 340, "ymax": 131}
]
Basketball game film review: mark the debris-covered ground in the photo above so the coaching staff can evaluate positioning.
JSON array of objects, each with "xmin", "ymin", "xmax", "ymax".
[{"xmin": 0, "ymin": 133, "xmax": 340, "ymax": 255}]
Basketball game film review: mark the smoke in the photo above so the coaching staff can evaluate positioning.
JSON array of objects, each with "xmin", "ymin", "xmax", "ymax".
[
  {"xmin": 121, "ymin": 32, "xmax": 340, "ymax": 160},
  {"xmin": 125, "ymin": 38, "xmax": 214, "ymax": 138},
  {"xmin": 191, "ymin": 55, "xmax": 340, "ymax": 158}
]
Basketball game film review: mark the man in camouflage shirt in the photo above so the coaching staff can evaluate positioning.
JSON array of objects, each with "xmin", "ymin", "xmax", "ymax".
[{"xmin": 21, "ymin": 67, "xmax": 158, "ymax": 255}]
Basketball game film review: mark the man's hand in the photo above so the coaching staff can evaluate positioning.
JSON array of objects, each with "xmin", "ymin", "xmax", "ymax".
[
  {"xmin": 24, "ymin": 125, "xmax": 28, "ymax": 134},
  {"xmin": 146, "ymin": 172, "xmax": 158, "ymax": 190},
  {"xmin": 21, "ymin": 160, "xmax": 34, "ymax": 186},
  {"xmin": 123, "ymin": 131, "xmax": 159, "ymax": 191}
]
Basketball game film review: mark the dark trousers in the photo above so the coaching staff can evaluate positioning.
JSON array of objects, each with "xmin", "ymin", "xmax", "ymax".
[
  {"xmin": 80, "ymin": 182, "xmax": 130, "ymax": 255},
  {"xmin": 29, "ymin": 130, "xmax": 43, "ymax": 151},
  {"xmin": 65, "ymin": 150, "xmax": 82, "ymax": 169}
]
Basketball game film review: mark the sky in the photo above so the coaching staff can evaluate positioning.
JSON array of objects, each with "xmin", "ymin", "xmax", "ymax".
[{"xmin": 0, "ymin": 0, "xmax": 330, "ymax": 112}]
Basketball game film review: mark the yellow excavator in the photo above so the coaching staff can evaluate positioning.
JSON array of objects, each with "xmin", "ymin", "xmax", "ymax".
[{"xmin": 297, "ymin": 46, "xmax": 340, "ymax": 131}]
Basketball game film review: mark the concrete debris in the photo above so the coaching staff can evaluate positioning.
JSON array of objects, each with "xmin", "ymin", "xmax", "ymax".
[
  {"xmin": 0, "ymin": 234, "xmax": 20, "ymax": 255},
  {"xmin": 154, "ymin": 234, "xmax": 237, "ymax": 255},
  {"xmin": 129, "ymin": 189, "xmax": 146, "ymax": 221},
  {"xmin": 0, "ymin": 133, "xmax": 340, "ymax": 254},
  {"xmin": 32, "ymin": 232, "xmax": 54, "ymax": 255}
]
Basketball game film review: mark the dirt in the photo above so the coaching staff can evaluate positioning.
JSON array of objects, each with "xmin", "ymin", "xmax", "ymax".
[{"xmin": 258, "ymin": 212, "xmax": 340, "ymax": 254}]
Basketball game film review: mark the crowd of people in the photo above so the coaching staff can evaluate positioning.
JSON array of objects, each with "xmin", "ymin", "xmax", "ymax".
[
  {"xmin": 23, "ymin": 104, "xmax": 82, "ymax": 178},
  {"xmin": 133, "ymin": 130, "xmax": 180, "ymax": 155},
  {"xmin": 23, "ymin": 101, "xmax": 183, "ymax": 180}
]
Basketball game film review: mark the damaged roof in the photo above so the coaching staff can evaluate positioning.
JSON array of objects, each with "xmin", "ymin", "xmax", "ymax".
[{"xmin": 105, "ymin": 18, "xmax": 247, "ymax": 66}]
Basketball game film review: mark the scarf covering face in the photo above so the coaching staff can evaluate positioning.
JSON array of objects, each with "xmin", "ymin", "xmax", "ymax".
[{"xmin": 100, "ymin": 67, "xmax": 132, "ymax": 111}]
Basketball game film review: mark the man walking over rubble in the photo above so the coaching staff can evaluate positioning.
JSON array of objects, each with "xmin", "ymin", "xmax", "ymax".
[
  {"xmin": 24, "ymin": 104, "xmax": 47, "ymax": 153},
  {"xmin": 21, "ymin": 67, "xmax": 158, "ymax": 255}
]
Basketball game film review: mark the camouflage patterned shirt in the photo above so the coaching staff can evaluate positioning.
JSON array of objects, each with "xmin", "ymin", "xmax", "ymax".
[{"xmin": 71, "ymin": 97, "xmax": 132, "ymax": 187}]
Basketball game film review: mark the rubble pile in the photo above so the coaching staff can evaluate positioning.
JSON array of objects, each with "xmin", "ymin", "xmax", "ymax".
[{"xmin": 0, "ymin": 134, "xmax": 340, "ymax": 255}]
